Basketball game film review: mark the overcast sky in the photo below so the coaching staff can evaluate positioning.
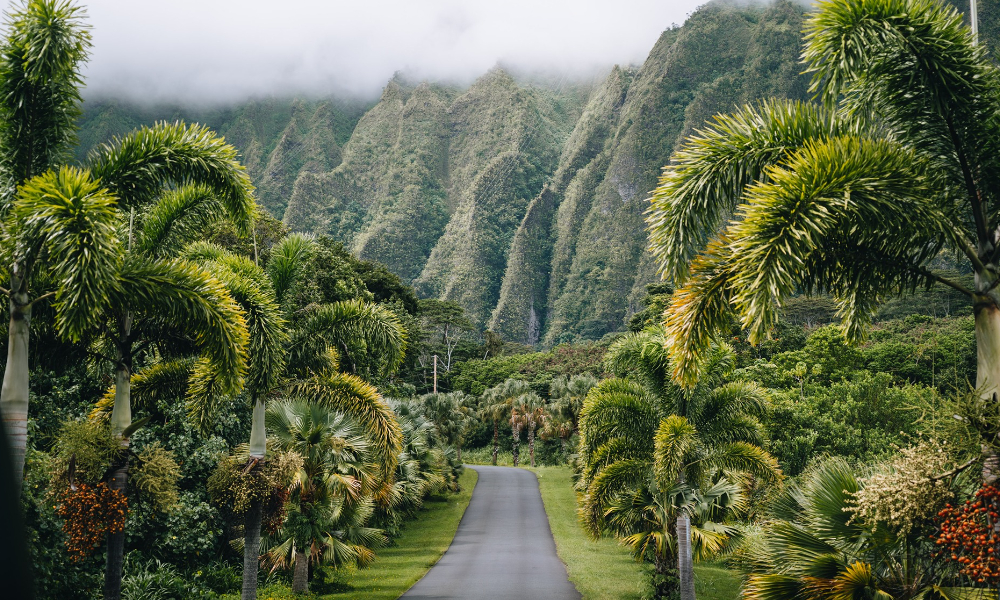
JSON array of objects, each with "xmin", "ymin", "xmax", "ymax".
[{"xmin": 78, "ymin": 0, "xmax": 707, "ymax": 103}]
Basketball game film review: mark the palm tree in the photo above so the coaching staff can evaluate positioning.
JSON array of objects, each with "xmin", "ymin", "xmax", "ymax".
[
  {"xmin": 513, "ymin": 392, "xmax": 545, "ymax": 468},
  {"xmin": 264, "ymin": 399, "xmax": 387, "ymax": 594},
  {"xmin": 549, "ymin": 373, "xmax": 598, "ymax": 434},
  {"xmin": 421, "ymin": 391, "xmax": 473, "ymax": 462},
  {"xmin": 0, "ymin": 0, "xmax": 95, "ymax": 490},
  {"xmin": 481, "ymin": 378, "xmax": 533, "ymax": 465},
  {"xmin": 580, "ymin": 329, "xmax": 780, "ymax": 599},
  {"xmin": 646, "ymin": 0, "xmax": 1000, "ymax": 470}
]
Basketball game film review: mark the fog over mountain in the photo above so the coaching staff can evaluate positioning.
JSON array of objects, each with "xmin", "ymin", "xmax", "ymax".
[{"xmin": 79, "ymin": 0, "xmax": 704, "ymax": 103}]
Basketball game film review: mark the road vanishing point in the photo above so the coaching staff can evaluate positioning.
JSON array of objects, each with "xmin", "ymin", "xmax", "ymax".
[{"xmin": 401, "ymin": 465, "xmax": 582, "ymax": 600}]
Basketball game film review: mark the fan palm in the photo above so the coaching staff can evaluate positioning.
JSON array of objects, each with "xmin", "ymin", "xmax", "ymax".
[
  {"xmin": 580, "ymin": 330, "xmax": 780, "ymax": 599},
  {"xmin": 421, "ymin": 391, "xmax": 474, "ymax": 462},
  {"xmin": 264, "ymin": 399, "xmax": 387, "ymax": 594},
  {"xmin": 646, "ymin": 0, "xmax": 1000, "ymax": 446},
  {"xmin": 739, "ymin": 459, "xmax": 962, "ymax": 600}
]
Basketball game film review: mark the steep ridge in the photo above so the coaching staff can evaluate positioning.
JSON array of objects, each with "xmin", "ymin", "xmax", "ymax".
[{"xmin": 496, "ymin": 0, "xmax": 810, "ymax": 345}]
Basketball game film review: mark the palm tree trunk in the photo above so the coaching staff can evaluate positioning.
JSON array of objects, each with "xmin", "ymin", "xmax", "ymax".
[
  {"xmin": 241, "ymin": 496, "xmax": 264, "ymax": 600},
  {"xmin": 512, "ymin": 425, "xmax": 520, "ymax": 467},
  {"xmin": 492, "ymin": 421, "xmax": 499, "ymax": 466},
  {"xmin": 103, "ymin": 450, "xmax": 128, "ymax": 600},
  {"xmin": 0, "ymin": 289, "xmax": 30, "ymax": 493},
  {"xmin": 106, "ymin": 321, "xmax": 133, "ymax": 600},
  {"xmin": 528, "ymin": 424, "xmax": 536, "ymax": 467},
  {"xmin": 292, "ymin": 548, "xmax": 309, "ymax": 594},
  {"xmin": 975, "ymin": 302, "xmax": 1000, "ymax": 484},
  {"xmin": 676, "ymin": 513, "xmax": 695, "ymax": 600}
]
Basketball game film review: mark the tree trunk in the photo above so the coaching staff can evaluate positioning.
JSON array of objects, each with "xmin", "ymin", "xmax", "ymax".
[
  {"xmin": 292, "ymin": 548, "xmax": 309, "ymax": 594},
  {"xmin": 106, "ymin": 321, "xmax": 133, "ymax": 600},
  {"xmin": 457, "ymin": 443, "xmax": 462, "ymax": 463},
  {"xmin": 976, "ymin": 301, "xmax": 1000, "ymax": 483},
  {"xmin": 249, "ymin": 399, "xmax": 267, "ymax": 458},
  {"xmin": 528, "ymin": 424, "xmax": 536, "ymax": 468},
  {"xmin": 103, "ymin": 453, "xmax": 128, "ymax": 600},
  {"xmin": 0, "ymin": 292, "xmax": 30, "ymax": 493},
  {"xmin": 677, "ymin": 513, "xmax": 696, "ymax": 600},
  {"xmin": 492, "ymin": 421, "xmax": 499, "ymax": 466},
  {"xmin": 512, "ymin": 425, "xmax": 520, "ymax": 467},
  {"xmin": 241, "ymin": 497, "xmax": 264, "ymax": 600}
]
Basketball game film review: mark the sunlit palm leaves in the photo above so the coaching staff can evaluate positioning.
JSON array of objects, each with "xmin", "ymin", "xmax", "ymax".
[{"xmin": 648, "ymin": 0, "xmax": 999, "ymax": 388}]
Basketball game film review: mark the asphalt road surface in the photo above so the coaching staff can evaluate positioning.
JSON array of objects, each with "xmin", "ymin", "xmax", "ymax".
[{"xmin": 401, "ymin": 465, "xmax": 581, "ymax": 600}]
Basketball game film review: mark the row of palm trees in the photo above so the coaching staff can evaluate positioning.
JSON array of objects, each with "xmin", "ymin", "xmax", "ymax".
[{"xmin": 0, "ymin": 3, "xmax": 420, "ymax": 600}]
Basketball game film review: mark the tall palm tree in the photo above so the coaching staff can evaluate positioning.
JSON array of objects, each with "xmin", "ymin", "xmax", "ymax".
[
  {"xmin": 646, "ymin": 0, "xmax": 1000, "ymax": 469},
  {"xmin": 0, "ymin": 0, "xmax": 94, "ymax": 489},
  {"xmin": 264, "ymin": 399, "xmax": 387, "ymax": 594},
  {"xmin": 513, "ymin": 392, "xmax": 545, "ymax": 468},
  {"xmin": 580, "ymin": 330, "xmax": 780, "ymax": 599},
  {"xmin": 481, "ymin": 378, "xmax": 533, "ymax": 465}
]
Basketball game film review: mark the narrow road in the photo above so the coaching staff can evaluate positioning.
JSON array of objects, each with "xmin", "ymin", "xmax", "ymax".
[{"xmin": 401, "ymin": 465, "xmax": 581, "ymax": 600}]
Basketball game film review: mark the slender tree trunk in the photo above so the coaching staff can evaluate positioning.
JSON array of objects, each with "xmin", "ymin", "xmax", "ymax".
[
  {"xmin": 292, "ymin": 549, "xmax": 309, "ymax": 594},
  {"xmin": 976, "ymin": 301, "xmax": 1000, "ymax": 484},
  {"xmin": 677, "ymin": 513, "xmax": 695, "ymax": 600},
  {"xmin": 0, "ymin": 288, "xmax": 30, "ymax": 493},
  {"xmin": 103, "ymin": 451, "xmax": 128, "ymax": 600},
  {"xmin": 241, "ymin": 401, "xmax": 267, "ymax": 599},
  {"xmin": 492, "ymin": 421, "xmax": 499, "ymax": 466},
  {"xmin": 528, "ymin": 424, "xmax": 536, "ymax": 468},
  {"xmin": 512, "ymin": 425, "xmax": 520, "ymax": 467},
  {"xmin": 457, "ymin": 442, "xmax": 462, "ymax": 463},
  {"xmin": 241, "ymin": 497, "xmax": 264, "ymax": 600},
  {"xmin": 106, "ymin": 321, "xmax": 133, "ymax": 600}
]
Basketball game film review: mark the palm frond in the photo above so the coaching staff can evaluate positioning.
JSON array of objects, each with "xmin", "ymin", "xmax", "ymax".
[
  {"xmin": 14, "ymin": 166, "xmax": 121, "ymax": 340},
  {"xmin": 87, "ymin": 121, "xmax": 255, "ymax": 233},
  {"xmin": 647, "ymin": 99, "xmax": 850, "ymax": 283},
  {"xmin": 289, "ymin": 299, "xmax": 407, "ymax": 379},
  {"xmin": 135, "ymin": 184, "xmax": 223, "ymax": 258},
  {"xmin": 728, "ymin": 136, "xmax": 945, "ymax": 345},
  {"xmin": 267, "ymin": 233, "xmax": 313, "ymax": 304},
  {"xmin": 90, "ymin": 358, "xmax": 194, "ymax": 421},
  {"xmin": 0, "ymin": 0, "xmax": 90, "ymax": 196},
  {"xmin": 113, "ymin": 257, "xmax": 249, "ymax": 428},
  {"xmin": 288, "ymin": 373, "xmax": 402, "ymax": 482},
  {"xmin": 652, "ymin": 415, "xmax": 698, "ymax": 491}
]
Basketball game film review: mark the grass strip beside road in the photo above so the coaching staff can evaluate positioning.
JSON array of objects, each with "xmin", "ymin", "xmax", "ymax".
[
  {"xmin": 236, "ymin": 467, "xmax": 478, "ymax": 600},
  {"xmin": 528, "ymin": 465, "xmax": 741, "ymax": 600}
]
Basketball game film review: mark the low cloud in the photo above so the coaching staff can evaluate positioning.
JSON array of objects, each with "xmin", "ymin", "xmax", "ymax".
[{"xmin": 77, "ymin": 0, "xmax": 705, "ymax": 103}]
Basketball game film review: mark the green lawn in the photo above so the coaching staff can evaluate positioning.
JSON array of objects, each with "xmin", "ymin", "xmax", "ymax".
[
  {"xmin": 527, "ymin": 465, "xmax": 742, "ymax": 600},
  {"xmin": 231, "ymin": 468, "xmax": 478, "ymax": 600}
]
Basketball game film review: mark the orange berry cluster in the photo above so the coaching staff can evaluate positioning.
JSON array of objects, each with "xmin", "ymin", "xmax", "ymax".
[
  {"xmin": 933, "ymin": 485, "xmax": 1000, "ymax": 585},
  {"xmin": 55, "ymin": 482, "xmax": 128, "ymax": 561}
]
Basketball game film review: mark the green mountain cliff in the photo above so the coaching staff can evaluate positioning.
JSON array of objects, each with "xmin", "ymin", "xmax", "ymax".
[{"xmin": 75, "ymin": 0, "xmax": 992, "ymax": 345}]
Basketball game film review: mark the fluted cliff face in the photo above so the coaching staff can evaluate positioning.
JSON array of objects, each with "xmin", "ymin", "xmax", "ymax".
[{"xmin": 77, "ymin": 0, "xmax": 851, "ymax": 345}]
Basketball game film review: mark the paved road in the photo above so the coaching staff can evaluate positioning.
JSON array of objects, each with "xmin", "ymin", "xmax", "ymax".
[{"xmin": 401, "ymin": 465, "xmax": 581, "ymax": 600}]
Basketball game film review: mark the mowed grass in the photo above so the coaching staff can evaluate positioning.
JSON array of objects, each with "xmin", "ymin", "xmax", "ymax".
[
  {"xmin": 233, "ymin": 468, "xmax": 478, "ymax": 600},
  {"xmin": 527, "ymin": 465, "xmax": 742, "ymax": 600}
]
